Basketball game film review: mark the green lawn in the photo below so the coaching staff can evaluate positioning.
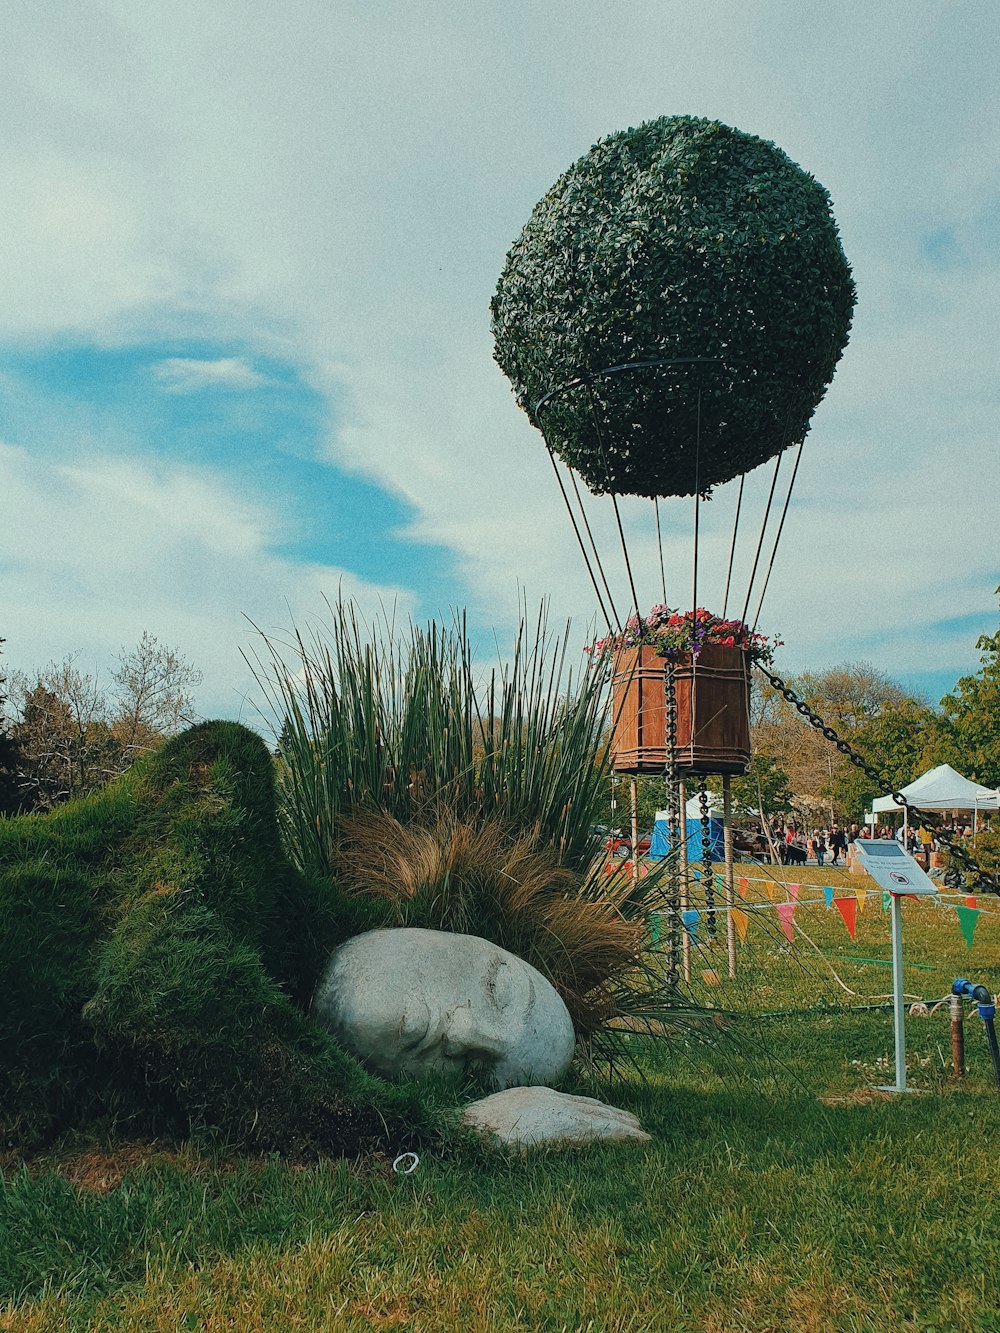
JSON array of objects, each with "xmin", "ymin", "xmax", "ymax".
[{"xmin": 3, "ymin": 864, "xmax": 1000, "ymax": 1332}]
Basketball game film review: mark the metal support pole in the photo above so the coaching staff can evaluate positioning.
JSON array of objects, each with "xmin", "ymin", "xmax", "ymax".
[
  {"xmin": 950, "ymin": 993, "xmax": 966, "ymax": 1078},
  {"xmin": 678, "ymin": 778, "xmax": 690, "ymax": 982},
  {"xmin": 630, "ymin": 776, "xmax": 639, "ymax": 891},
  {"xmin": 889, "ymin": 893, "xmax": 907, "ymax": 1091},
  {"xmin": 723, "ymin": 774, "xmax": 736, "ymax": 980}
]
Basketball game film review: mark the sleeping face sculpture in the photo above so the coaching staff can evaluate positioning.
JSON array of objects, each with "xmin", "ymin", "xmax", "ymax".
[{"xmin": 311, "ymin": 928, "xmax": 575, "ymax": 1089}]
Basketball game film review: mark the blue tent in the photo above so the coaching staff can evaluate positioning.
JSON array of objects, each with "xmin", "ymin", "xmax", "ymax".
[{"xmin": 650, "ymin": 796, "xmax": 724, "ymax": 861}]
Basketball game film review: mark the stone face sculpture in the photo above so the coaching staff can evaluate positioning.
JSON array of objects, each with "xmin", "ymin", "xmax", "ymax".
[
  {"xmin": 311, "ymin": 928, "xmax": 576, "ymax": 1089},
  {"xmin": 462, "ymin": 1087, "xmax": 651, "ymax": 1148}
]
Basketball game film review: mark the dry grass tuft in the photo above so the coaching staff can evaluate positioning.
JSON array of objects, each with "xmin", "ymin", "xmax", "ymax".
[{"xmin": 334, "ymin": 808, "xmax": 645, "ymax": 1034}]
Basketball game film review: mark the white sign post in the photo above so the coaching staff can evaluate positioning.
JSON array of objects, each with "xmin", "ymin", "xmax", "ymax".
[{"xmin": 851, "ymin": 839, "xmax": 938, "ymax": 1093}]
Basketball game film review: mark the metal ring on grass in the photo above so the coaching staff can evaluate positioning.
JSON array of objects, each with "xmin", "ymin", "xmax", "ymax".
[{"xmin": 392, "ymin": 1152, "xmax": 419, "ymax": 1175}]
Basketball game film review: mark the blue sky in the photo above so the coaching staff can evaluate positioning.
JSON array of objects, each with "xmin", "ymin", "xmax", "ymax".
[{"xmin": 1, "ymin": 1, "xmax": 997, "ymax": 723}]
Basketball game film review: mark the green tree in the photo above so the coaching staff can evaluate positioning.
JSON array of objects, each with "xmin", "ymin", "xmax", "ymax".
[
  {"xmin": 824, "ymin": 696, "xmax": 938, "ymax": 823},
  {"xmin": 931, "ymin": 591, "xmax": 1000, "ymax": 788}
]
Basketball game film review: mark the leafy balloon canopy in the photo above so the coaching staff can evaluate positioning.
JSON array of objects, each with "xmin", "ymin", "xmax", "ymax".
[{"xmin": 492, "ymin": 116, "xmax": 856, "ymax": 498}]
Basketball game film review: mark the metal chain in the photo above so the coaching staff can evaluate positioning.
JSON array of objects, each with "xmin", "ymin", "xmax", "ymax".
[
  {"xmin": 699, "ymin": 783, "xmax": 717, "ymax": 939},
  {"xmin": 756, "ymin": 663, "xmax": 1000, "ymax": 897},
  {"xmin": 664, "ymin": 661, "xmax": 681, "ymax": 984}
]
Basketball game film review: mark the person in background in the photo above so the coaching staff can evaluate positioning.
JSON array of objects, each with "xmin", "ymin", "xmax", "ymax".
[
  {"xmin": 814, "ymin": 829, "xmax": 827, "ymax": 867},
  {"xmin": 918, "ymin": 823, "xmax": 934, "ymax": 869},
  {"xmin": 829, "ymin": 825, "xmax": 846, "ymax": 865}
]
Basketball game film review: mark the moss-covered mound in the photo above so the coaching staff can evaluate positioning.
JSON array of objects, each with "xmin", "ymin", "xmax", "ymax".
[{"xmin": 0, "ymin": 721, "xmax": 425, "ymax": 1156}]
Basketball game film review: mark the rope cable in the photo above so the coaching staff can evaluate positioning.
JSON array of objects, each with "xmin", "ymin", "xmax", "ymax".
[
  {"xmin": 722, "ymin": 474, "xmax": 745, "ymax": 618},
  {"xmin": 566, "ymin": 463, "xmax": 623, "ymax": 631},
  {"xmin": 739, "ymin": 451, "xmax": 783, "ymax": 627},
  {"xmin": 544, "ymin": 446, "xmax": 616, "ymax": 632},
  {"xmin": 654, "ymin": 498, "xmax": 667, "ymax": 604},
  {"xmin": 752, "ymin": 438, "xmax": 805, "ymax": 632},
  {"xmin": 584, "ymin": 382, "xmax": 643, "ymax": 629}
]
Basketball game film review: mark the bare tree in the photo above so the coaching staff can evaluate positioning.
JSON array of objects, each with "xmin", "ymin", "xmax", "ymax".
[
  {"xmin": 8, "ymin": 635, "xmax": 202, "ymax": 809},
  {"xmin": 112, "ymin": 632, "xmax": 203, "ymax": 760}
]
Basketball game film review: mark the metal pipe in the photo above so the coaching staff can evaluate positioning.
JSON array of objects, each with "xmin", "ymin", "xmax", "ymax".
[
  {"xmin": 950, "ymin": 993, "xmax": 966, "ymax": 1078},
  {"xmin": 723, "ymin": 774, "xmax": 736, "ymax": 980}
]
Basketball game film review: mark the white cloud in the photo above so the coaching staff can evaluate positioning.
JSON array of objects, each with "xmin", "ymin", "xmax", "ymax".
[
  {"xmin": 153, "ymin": 357, "xmax": 271, "ymax": 393},
  {"xmin": 0, "ymin": 0, "xmax": 997, "ymax": 704},
  {"xmin": 0, "ymin": 441, "xmax": 415, "ymax": 721}
]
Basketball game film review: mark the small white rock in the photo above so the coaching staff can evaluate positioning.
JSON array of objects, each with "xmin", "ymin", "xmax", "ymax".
[{"xmin": 462, "ymin": 1086, "xmax": 652, "ymax": 1148}]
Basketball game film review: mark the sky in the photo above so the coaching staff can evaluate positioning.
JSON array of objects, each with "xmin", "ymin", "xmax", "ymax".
[{"xmin": 1, "ymin": 0, "xmax": 998, "ymax": 726}]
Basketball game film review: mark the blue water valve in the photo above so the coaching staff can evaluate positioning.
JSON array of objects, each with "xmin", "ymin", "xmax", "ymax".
[{"xmin": 952, "ymin": 977, "xmax": 992, "ymax": 1005}]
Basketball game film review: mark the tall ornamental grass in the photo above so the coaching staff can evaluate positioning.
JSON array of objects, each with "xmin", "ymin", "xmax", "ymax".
[
  {"xmin": 249, "ymin": 602, "xmax": 613, "ymax": 879},
  {"xmin": 249, "ymin": 601, "xmax": 706, "ymax": 1062}
]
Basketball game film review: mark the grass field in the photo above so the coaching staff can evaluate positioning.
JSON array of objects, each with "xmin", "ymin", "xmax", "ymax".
[{"xmin": 3, "ymin": 863, "xmax": 1000, "ymax": 1332}]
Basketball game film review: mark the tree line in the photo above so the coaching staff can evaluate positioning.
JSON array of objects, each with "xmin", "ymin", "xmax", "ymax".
[
  {"xmin": 0, "ymin": 633, "xmax": 202, "ymax": 814},
  {"xmin": 3, "ymin": 589, "xmax": 998, "ymax": 827}
]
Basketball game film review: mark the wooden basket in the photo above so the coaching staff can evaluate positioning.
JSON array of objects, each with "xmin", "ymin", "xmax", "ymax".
[{"xmin": 610, "ymin": 643, "xmax": 751, "ymax": 776}]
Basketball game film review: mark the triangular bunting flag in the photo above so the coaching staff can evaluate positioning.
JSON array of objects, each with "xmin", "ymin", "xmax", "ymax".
[
  {"xmin": 775, "ymin": 902, "xmax": 796, "ymax": 942},
  {"xmin": 882, "ymin": 891, "xmax": 890, "ymax": 912},
  {"xmin": 855, "ymin": 888, "xmax": 867, "ymax": 913},
  {"xmin": 737, "ymin": 877, "xmax": 749, "ymax": 899},
  {"xmin": 681, "ymin": 909, "xmax": 700, "ymax": 941},
  {"xmin": 822, "ymin": 885, "xmax": 834, "ymax": 908},
  {"xmin": 731, "ymin": 907, "xmax": 749, "ymax": 944},
  {"xmin": 955, "ymin": 904, "xmax": 981, "ymax": 949},
  {"xmin": 788, "ymin": 883, "xmax": 800, "ymax": 901},
  {"xmin": 833, "ymin": 897, "xmax": 858, "ymax": 940},
  {"xmin": 964, "ymin": 895, "xmax": 977, "ymax": 909},
  {"xmin": 648, "ymin": 912, "xmax": 661, "ymax": 945},
  {"xmin": 701, "ymin": 969, "xmax": 720, "ymax": 986},
  {"xmin": 765, "ymin": 880, "xmax": 776, "ymax": 900}
]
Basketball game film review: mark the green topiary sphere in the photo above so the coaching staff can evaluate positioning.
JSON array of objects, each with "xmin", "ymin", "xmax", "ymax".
[{"xmin": 491, "ymin": 115, "xmax": 856, "ymax": 498}]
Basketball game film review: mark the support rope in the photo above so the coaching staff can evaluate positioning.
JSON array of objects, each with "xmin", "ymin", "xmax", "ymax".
[
  {"xmin": 722, "ymin": 475, "xmax": 744, "ymax": 618},
  {"xmin": 739, "ymin": 451, "xmax": 783, "ymax": 626},
  {"xmin": 654, "ymin": 498, "xmax": 667, "ymax": 604},
  {"xmin": 751, "ymin": 438, "xmax": 805, "ymax": 633},
  {"xmin": 566, "ymin": 462, "xmax": 623, "ymax": 632},
  {"xmin": 544, "ymin": 447, "xmax": 617, "ymax": 632},
  {"xmin": 584, "ymin": 382, "xmax": 643, "ymax": 628}
]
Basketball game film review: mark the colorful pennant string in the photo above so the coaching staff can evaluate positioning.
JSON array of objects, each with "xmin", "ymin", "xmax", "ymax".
[
  {"xmin": 731, "ymin": 907, "xmax": 749, "ymax": 943},
  {"xmin": 833, "ymin": 897, "xmax": 858, "ymax": 940},
  {"xmin": 822, "ymin": 886, "xmax": 834, "ymax": 908},
  {"xmin": 737, "ymin": 877, "xmax": 749, "ymax": 899},
  {"xmin": 855, "ymin": 887, "xmax": 867, "ymax": 913},
  {"xmin": 681, "ymin": 909, "xmax": 700, "ymax": 940},
  {"xmin": 775, "ymin": 902, "xmax": 796, "ymax": 942},
  {"xmin": 788, "ymin": 883, "xmax": 800, "ymax": 901},
  {"xmin": 955, "ymin": 904, "xmax": 980, "ymax": 949},
  {"xmin": 964, "ymin": 895, "xmax": 977, "ymax": 909},
  {"xmin": 882, "ymin": 891, "xmax": 890, "ymax": 912}
]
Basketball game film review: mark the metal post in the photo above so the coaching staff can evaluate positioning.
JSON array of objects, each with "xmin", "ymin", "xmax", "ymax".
[
  {"xmin": 723, "ymin": 774, "xmax": 736, "ymax": 980},
  {"xmin": 678, "ymin": 778, "xmax": 690, "ymax": 982},
  {"xmin": 950, "ymin": 993, "xmax": 965, "ymax": 1078},
  {"xmin": 890, "ymin": 892, "xmax": 907, "ymax": 1091},
  {"xmin": 630, "ymin": 776, "xmax": 639, "ymax": 891}
]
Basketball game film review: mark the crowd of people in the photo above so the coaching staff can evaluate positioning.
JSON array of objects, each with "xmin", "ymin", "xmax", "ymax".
[{"xmin": 770, "ymin": 819, "xmax": 978, "ymax": 869}]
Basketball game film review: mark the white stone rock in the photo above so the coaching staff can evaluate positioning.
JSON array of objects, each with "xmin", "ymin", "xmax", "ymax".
[
  {"xmin": 311, "ymin": 928, "xmax": 575, "ymax": 1089},
  {"xmin": 461, "ymin": 1086, "xmax": 651, "ymax": 1148}
]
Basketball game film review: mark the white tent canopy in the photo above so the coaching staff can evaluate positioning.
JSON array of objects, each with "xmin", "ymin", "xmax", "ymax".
[{"xmin": 871, "ymin": 763, "xmax": 999, "ymax": 815}]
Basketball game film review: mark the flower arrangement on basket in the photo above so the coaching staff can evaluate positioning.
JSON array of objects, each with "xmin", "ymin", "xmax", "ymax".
[{"xmin": 587, "ymin": 605, "xmax": 782, "ymax": 667}]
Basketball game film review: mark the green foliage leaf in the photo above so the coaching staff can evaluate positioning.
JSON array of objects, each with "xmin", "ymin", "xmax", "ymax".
[{"xmin": 492, "ymin": 115, "xmax": 855, "ymax": 497}]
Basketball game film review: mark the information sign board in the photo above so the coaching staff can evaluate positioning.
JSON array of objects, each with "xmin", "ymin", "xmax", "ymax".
[{"xmin": 852, "ymin": 839, "xmax": 937, "ymax": 896}]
